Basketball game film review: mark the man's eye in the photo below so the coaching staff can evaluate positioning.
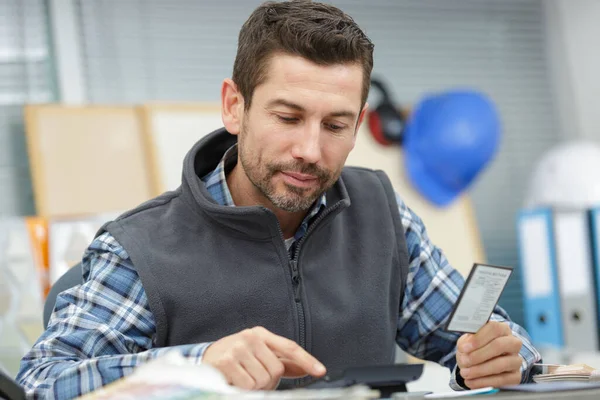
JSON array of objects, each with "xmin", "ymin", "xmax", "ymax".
[
  {"xmin": 278, "ymin": 115, "xmax": 298, "ymax": 123},
  {"xmin": 326, "ymin": 123, "xmax": 344, "ymax": 132}
]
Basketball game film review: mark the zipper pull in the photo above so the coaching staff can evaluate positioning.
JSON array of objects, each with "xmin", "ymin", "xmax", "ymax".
[
  {"xmin": 290, "ymin": 260, "xmax": 302, "ymax": 301},
  {"xmin": 290, "ymin": 260, "xmax": 300, "ymax": 285}
]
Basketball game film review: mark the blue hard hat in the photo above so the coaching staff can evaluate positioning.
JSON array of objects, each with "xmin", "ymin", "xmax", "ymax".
[{"xmin": 404, "ymin": 90, "xmax": 501, "ymax": 207}]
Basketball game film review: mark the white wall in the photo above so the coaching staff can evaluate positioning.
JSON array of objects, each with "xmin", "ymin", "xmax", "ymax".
[{"xmin": 544, "ymin": 0, "xmax": 600, "ymax": 141}]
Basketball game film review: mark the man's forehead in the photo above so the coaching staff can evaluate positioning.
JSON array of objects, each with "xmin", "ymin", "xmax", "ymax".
[
  {"xmin": 258, "ymin": 54, "xmax": 363, "ymax": 109},
  {"xmin": 268, "ymin": 54, "xmax": 361, "ymax": 84}
]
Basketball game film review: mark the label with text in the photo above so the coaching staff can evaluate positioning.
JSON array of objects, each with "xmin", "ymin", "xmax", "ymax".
[{"xmin": 446, "ymin": 264, "xmax": 513, "ymax": 333}]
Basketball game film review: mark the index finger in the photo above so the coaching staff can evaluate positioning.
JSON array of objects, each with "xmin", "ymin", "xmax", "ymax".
[
  {"xmin": 262, "ymin": 332, "xmax": 326, "ymax": 377},
  {"xmin": 462, "ymin": 321, "xmax": 511, "ymax": 353}
]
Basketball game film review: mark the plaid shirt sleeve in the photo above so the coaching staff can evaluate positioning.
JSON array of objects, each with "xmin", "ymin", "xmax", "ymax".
[
  {"xmin": 16, "ymin": 232, "xmax": 212, "ymax": 399},
  {"xmin": 394, "ymin": 193, "xmax": 542, "ymax": 390}
]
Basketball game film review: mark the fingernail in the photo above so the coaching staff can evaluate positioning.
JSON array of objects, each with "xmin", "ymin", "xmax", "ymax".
[
  {"xmin": 462, "ymin": 342, "xmax": 473, "ymax": 353},
  {"xmin": 461, "ymin": 367, "xmax": 470, "ymax": 378},
  {"xmin": 314, "ymin": 363, "xmax": 326, "ymax": 374}
]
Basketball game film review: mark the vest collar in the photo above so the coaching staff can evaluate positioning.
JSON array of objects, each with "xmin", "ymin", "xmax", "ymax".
[{"xmin": 180, "ymin": 128, "xmax": 351, "ymax": 239}]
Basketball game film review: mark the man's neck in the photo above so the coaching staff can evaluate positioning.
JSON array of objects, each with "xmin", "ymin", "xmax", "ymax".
[{"xmin": 226, "ymin": 163, "xmax": 308, "ymax": 239}]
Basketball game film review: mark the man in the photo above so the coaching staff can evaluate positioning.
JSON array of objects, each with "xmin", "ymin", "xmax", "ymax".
[{"xmin": 17, "ymin": 1, "xmax": 541, "ymax": 398}]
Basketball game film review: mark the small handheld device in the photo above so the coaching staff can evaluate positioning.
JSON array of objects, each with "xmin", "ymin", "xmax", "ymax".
[
  {"xmin": 445, "ymin": 263, "xmax": 513, "ymax": 333},
  {"xmin": 301, "ymin": 363, "xmax": 424, "ymax": 398}
]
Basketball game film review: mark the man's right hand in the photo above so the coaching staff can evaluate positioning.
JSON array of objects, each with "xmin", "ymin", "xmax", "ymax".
[{"xmin": 202, "ymin": 326, "xmax": 326, "ymax": 390}]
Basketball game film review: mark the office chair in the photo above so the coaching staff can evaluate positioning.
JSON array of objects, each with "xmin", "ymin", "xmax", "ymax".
[
  {"xmin": 43, "ymin": 263, "xmax": 83, "ymax": 329},
  {"xmin": 0, "ymin": 266, "xmax": 84, "ymax": 400},
  {"xmin": 0, "ymin": 369, "xmax": 25, "ymax": 400}
]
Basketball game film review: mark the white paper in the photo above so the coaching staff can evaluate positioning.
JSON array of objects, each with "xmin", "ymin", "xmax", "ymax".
[
  {"xmin": 5, "ymin": 227, "xmax": 36, "ymax": 287},
  {"xmin": 520, "ymin": 215, "xmax": 553, "ymax": 297},
  {"xmin": 49, "ymin": 221, "xmax": 96, "ymax": 284},
  {"xmin": 446, "ymin": 264, "xmax": 511, "ymax": 333},
  {"xmin": 0, "ymin": 220, "xmax": 42, "ymax": 296},
  {"xmin": 48, "ymin": 214, "xmax": 118, "ymax": 284},
  {"xmin": 554, "ymin": 212, "xmax": 593, "ymax": 296},
  {"xmin": 424, "ymin": 387, "xmax": 496, "ymax": 398},
  {"xmin": 151, "ymin": 112, "xmax": 224, "ymax": 191}
]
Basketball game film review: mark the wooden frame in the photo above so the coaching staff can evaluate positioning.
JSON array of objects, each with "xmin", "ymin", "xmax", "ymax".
[{"xmin": 24, "ymin": 104, "xmax": 154, "ymax": 217}]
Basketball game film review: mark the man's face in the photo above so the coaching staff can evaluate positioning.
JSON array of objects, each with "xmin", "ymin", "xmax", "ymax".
[{"xmin": 236, "ymin": 54, "xmax": 367, "ymax": 212}]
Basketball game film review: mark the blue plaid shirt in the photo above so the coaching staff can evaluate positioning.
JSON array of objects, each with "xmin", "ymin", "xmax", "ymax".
[{"xmin": 17, "ymin": 145, "xmax": 541, "ymax": 399}]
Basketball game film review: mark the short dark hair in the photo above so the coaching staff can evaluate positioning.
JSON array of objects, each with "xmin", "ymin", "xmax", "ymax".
[{"xmin": 232, "ymin": 0, "xmax": 374, "ymax": 110}]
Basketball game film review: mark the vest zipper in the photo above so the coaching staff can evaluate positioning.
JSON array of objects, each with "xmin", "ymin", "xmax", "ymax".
[
  {"xmin": 288, "ymin": 201, "xmax": 345, "ymax": 350},
  {"xmin": 289, "ymin": 259, "xmax": 305, "ymax": 349},
  {"xmin": 290, "ymin": 259, "xmax": 301, "ymax": 299},
  {"xmin": 292, "ymin": 200, "xmax": 345, "ymax": 259},
  {"xmin": 276, "ymin": 200, "xmax": 345, "ymax": 351}
]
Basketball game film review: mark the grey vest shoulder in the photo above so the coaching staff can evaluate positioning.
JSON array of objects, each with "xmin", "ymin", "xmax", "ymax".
[{"xmin": 100, "ymin": 166, "xmax": 410, "ymax": 379}]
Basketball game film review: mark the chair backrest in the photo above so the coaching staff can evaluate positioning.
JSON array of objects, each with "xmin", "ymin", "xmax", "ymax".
[
  {"xmin": 43, "ymin": 264, "xmax": 83, "ymax": 329},
  {"xmin": 0, "ymin": 368, "xmax": 25, "ymax": 400}
]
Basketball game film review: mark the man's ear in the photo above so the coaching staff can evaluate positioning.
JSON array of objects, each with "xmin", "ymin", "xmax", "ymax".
[{"xmin": 221, "ymin": 78, "xmax": 244, "ymax": 135}]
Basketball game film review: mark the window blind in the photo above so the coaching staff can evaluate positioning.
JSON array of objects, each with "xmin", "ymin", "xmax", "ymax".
[{"xmin": 0, "ymin": 0, "xmax": 53, "ymax": 217}]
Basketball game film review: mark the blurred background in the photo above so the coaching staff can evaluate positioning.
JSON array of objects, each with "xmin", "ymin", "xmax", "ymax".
[{"xmin": 1, "ymin": 0, "xmax": 600, "ymax": 385}]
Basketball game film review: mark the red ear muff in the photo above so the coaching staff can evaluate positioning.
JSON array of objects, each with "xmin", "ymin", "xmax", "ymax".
[
  {"xmin": 368, "ymin": 110, "xmax": 394, "ymax": 146},
  {"xmin": 368, "ymin": 78, "xmax": 405, "ymax": 146}
]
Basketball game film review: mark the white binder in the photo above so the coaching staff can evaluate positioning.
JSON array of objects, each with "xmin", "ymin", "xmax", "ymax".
[{"xmin": 553, "ymin": 209, "xmax": 599, "ymax": 351}]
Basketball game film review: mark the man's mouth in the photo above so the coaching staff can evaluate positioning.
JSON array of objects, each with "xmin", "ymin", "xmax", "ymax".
[{"xmin": 280, "ymin": 171, "xmax": 319, "ymax": 188}]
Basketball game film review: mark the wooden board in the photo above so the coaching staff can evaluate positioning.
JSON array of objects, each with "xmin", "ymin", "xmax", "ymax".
[
  {"xmin": 25, "ymin": 105, "xmax": 153, "ymax": 217},
  {"xmin": 138, "ymin": 103, "xmax": 224, "ymax": 195},
  {"xmin": 347, "ymin": 123, "xmax": 486, "ymax": 277}
]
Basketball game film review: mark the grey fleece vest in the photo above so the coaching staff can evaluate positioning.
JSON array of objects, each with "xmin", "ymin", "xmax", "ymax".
[{"xmin": 100, "ymin": 128, "xmax": 410, "ymax": 385}]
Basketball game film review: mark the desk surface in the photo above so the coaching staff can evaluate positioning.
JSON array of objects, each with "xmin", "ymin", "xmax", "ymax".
[
  {"xmin": 469, "ymin": 387, "xmax": 600, "ymax": 400},
  {"xmin": 406, "ymin": 361, "xmax": 600, "ymax": 399},
  {"xmin": 394, "ymin": 387, "xmax": 600, "ymax": 400}
]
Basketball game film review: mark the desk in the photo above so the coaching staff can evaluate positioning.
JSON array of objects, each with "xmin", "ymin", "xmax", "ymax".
[
  {"xmin": 404, "ymin": 362, "xmax": 600, "ymax": 400},
  {"xmin": 393, "ymin": 388, "xmax": 600, "ymax": 400},
  {"xmin": 471, "ymin": 388, "xmax": 600, "ymax": 399}
]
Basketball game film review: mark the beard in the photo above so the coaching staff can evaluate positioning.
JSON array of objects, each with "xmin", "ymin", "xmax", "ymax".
[{"xmin": 238, "ymin": 124, "xmax": 339, "ymax": 212}]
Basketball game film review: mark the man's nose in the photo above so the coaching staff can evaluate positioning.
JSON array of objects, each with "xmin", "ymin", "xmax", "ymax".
[{"xmin": 291, "ymin": 121, "xmax": 322, "ymax": 164}]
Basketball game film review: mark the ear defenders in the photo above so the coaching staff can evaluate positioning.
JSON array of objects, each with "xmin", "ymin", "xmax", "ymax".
[{"xmin": 367, "ymin": 78, "xmax": 405, "ymax": 146}]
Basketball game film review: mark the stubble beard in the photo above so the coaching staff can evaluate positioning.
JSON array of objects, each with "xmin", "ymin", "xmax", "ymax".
[{"xmin": 238, "ymin": 125, "xmax": 337, "ymax": 213}]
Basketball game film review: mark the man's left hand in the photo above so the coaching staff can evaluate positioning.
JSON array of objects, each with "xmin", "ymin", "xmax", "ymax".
[{"xmin": 456, "ymin": 321, "xmax": 523, "ymax": 389}]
